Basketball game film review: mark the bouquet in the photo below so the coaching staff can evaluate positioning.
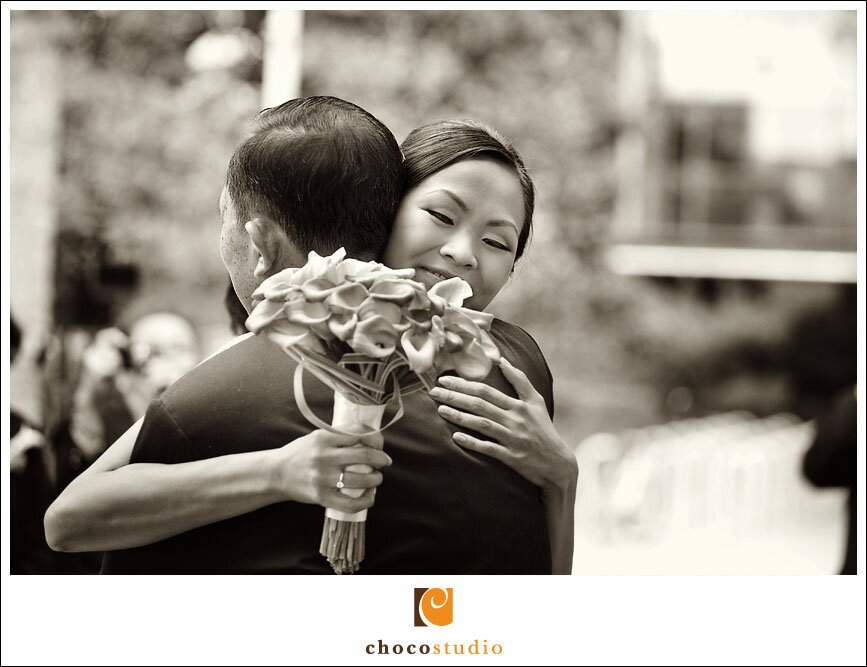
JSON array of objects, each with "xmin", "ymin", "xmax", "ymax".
[{"xmin": 246, "ymin": 247, "xmax": 500, "ymax": 574}]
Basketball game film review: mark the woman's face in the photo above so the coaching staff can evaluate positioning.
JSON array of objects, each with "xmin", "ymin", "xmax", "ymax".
[{"xmin": 382, "ymin": 157, "xmax": 525, "ymax": 311}]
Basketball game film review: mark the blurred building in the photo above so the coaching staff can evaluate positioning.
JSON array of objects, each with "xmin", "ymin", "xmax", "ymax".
[{"xmin": 608, "ymin": 11, "xmax": 857, "ymax": 284}]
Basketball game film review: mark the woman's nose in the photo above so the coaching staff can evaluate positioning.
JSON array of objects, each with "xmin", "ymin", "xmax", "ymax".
[{"xmin": 439, "ymin": 236, "xmax": 478, "ymax": 269}]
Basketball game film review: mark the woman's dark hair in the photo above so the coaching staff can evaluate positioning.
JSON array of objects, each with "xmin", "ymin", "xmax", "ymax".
[{"xmin": 400, "ymin": 120, "xmax": 535, "ymax": 261}]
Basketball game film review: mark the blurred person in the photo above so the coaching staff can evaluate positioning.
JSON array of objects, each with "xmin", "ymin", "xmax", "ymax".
[
  {"xmin": 59, "ymin": 312, "xmax": 200, "ymax": 492},
  {"xmin": 46, "ymin": 99, "xmax": 577, "ymax": 574},
  {"xmin": 10, "ymin": 316, "xmax": 59, "ymax": 574},
  {"xmin": 803, "ymin": 386, "xmax": 857, "ymax": 575}
]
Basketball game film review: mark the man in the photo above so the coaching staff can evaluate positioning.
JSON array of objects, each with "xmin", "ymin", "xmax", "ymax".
[
  {"xmin": 803, "ymin": 387, "xmax": 857, "ymax": 575},
  {"xmin": 102, "ymin": 96, "xmax": 549, "ymax": 574}
]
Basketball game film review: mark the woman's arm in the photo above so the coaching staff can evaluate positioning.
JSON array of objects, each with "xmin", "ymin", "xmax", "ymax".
[
  {"xmin": 44, "ymin": 418, "xmax": 390, "ymax": 553},
  {"xmin": 539, "ymin": 472, "xmax": 577, "ymax": 575},
  {"xmin": 428, "ymin": 357, "xmax": 578, "ymax": 574}
]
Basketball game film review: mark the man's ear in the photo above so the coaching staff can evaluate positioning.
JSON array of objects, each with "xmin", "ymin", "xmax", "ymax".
[{"xmin": 245, "ymin": 218, "xmax": 279, "ymax": 278}]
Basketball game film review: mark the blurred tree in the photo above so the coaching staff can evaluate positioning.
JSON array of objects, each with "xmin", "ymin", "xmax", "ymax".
[{"xmin": 55, "ymin": 10, "xmax": 260, "ymax": 330}]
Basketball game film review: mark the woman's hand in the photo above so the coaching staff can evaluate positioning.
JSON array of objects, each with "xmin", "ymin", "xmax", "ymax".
[
  {"xmin": 429, "ymin": 357, "xmax": 578, "ymax": 496},
  {"xmin": 44, "ymin": 419, "xmax": 393, "ymax": 554},
  {"xmin": 270, "ymin": 428, "xmax": 392, "ymax": 514},
  {"xmin": 430, "ymin": 358, "xmax": 578, "ymax": 573}
]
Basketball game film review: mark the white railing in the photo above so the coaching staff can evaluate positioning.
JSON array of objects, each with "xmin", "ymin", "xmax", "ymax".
[{"xmin": 575, "ymin": 412, "xmax": 845, "ymax": 545}]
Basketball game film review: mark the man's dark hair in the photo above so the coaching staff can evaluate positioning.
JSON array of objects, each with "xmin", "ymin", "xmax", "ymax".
[{"xmin": 226, "ymin": 96, "xmax": 405, "ymax": 260}]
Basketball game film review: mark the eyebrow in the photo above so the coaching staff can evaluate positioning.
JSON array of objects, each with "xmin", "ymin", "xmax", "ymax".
[
  {"xmin": 425, "ymin": 189, "xmax": 520, "ymax": 235},
  {"xmin": 426, "ymin": 189, "xmax": 469, "ymax": 213}
]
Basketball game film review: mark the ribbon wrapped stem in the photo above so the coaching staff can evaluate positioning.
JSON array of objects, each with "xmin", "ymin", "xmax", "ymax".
[{"xmin": 318, "ymin": 387, "xmax": 387, "ymax": 574}]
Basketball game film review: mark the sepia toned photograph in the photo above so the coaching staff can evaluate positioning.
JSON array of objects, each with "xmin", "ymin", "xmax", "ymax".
[{"xmin": 3, "ymin": 5, "xmax": 863, "ymax": 663}]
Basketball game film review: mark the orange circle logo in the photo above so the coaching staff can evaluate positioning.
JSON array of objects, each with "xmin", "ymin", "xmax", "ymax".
[{"xmin": 414, "ymin": 588, "xmax": 453, "ymax": 627}]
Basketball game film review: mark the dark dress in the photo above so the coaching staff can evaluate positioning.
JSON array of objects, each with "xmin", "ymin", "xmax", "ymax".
[{"xmin": 102, "ymin": 319, "xmax": 554, "ymax": 574}]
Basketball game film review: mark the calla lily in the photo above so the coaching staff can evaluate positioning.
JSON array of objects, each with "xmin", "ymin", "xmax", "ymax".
[
  {"xmin": 428, "ymin": 277, "xmax": 473, "ymax": 309},
  {"xmin": 367, "ymin": 278, "xmax": 420, "ymax": 306},
  {"xmin": 400, "ymin": 316, "xmax": 445, "ymax": 373},
  {"xmin": 327, "ymin": 311, "xmax": 358, "ymax": 342},
  {"xmin": 252, "ymin": 270, "xmax": 300, "ymax": 301},
  {"xmin": 404, "ymin": 310, "xmax": 433, "ymax": 332},
  {"xmin": 402, "ymin": 289, "xmax": 436, "ymax": 330},
  {"xmin": 478, "ymin": 331, "xmax": 501, "ymax": 362},
  {"xmin": 284, "ymin": 299, "xmax": 331, "ymax": 326},
  {"xmin": 291, "ymin": 248, "xmax": 347, "ymax": 285},
  {"xmin": 263, "ymin": 283, "xmax": 301, "ymax": 303},
  {"xmin": 389, "ymin": 268, "xmax": 419, "ymax": 281},
  {"xmin": 350, "ymin": 315, "xmax": 399, "ymax": 358},
  {"xmin": 440, "ymin": 339, "xmax": 493, "ymax": 380},
  {"xmin": 432, "ymin": 308, "xmax": 502, "ymax": 370},
  {"xmin": 327, "ymin": 283, "xmax": 369, "ymax": 313},
  {"xmin": 265, "ymin": 318, "xmax": 326, "ymax": 356},
  {"xmin": 443, "ymin": 330, "xmax": 465, "ymax": 352},
  {"xmin": 332, "ymin": 258, "xmax": 383, "ymax": 283},
  {"xmin": 342, "ymin": 262, "xmax": 415, "ymax": 286},
  {"xmin": 450, "ymin": 306, "xmax": 494, "ymax": 329},
  {"xmin": 441, "ymin": 307, "xmax": 486, "ymax": 342},
  {"xmin": 299, "ymin": 277, "xmax": 339, "ymax": 302},
  {"xmin": 407, "ymin": 285, "xmax": 432, "ymax": 311},
  {"xmin": 358, "ymin": 299, "xmax": 409, "ymax": 332},
  {"xmin": 246, "ymin": 297, "xmax": 291, "ymax": 332}
]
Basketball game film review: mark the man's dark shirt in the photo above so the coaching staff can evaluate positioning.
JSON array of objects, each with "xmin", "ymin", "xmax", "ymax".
[{"xmin": 102, "ymin": 319, "xmax": 553, "ymax": 574}]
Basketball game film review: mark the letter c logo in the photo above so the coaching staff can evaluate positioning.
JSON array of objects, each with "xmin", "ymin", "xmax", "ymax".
[{"xmin": 413, "ymin": 588, "xmax": 453, "ymax": 627}]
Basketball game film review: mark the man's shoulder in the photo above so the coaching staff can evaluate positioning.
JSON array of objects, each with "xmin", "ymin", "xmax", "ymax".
[
  {"xmin": 130, "ymin": 333, "xmax": 308, "ymax": 463},
  {"xmin": 158, "ymin": 334, "xmax": 295, "ymax": 415}
]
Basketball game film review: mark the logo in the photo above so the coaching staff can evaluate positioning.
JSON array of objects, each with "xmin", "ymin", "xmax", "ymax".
[{"xmin": 413, "ymin": 588, "xmax": 453, "ymax": 627}]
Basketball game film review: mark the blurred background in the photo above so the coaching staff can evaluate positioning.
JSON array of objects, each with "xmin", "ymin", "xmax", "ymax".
[{"xmin": 8, "ymin": 9, "xmax": 859, "ymax": 574}]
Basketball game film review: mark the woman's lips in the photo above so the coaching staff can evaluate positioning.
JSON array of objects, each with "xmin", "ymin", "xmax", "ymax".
[
  {"xmin": 415, "ymin": 266, "xmax": 472, "ymax": 293},
  {"xmin": 415, "ymin": 266, "xmax": 448, "ymax": 289},
  {"xmin": 416, "ymin": 267, "xmax": 450, "ymax": 284}
]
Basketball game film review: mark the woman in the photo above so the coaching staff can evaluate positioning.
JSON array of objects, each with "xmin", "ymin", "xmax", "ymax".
[{"xmin": 45, "ymin": 120, "xmax": 578, "ymax": 574}]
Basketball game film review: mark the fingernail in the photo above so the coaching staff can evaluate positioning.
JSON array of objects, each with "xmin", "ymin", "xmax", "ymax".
[
  {"xmin": 499, "ymin": 357, "xmax": 511, "ymax": 367},
  {"xmin": 429, "ymin": 387, "xmax": 444, "ymax": 397},
  {"xmin": 386, "ymin": 456, "xmax": 393, "ymax": 466},
  {"xmin": 438, "ymin": 376, "xmax": 454, "ymax": 386}
]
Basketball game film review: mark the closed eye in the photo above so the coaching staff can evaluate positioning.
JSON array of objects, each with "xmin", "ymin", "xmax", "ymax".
[
  {"xmin": 424, "ymin": 209, "xmax": 454, "ymax": 226},
  {"xmin": 484, "ymin": 238, "xmax": 511, "ymax": 252}
]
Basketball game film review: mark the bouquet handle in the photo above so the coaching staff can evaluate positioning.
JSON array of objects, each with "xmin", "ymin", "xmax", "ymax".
[
  {"xmin": 293, "ymin": 365, "xmax": 403, "ymax": 574},
  {"xmin": 293, "ymin": 364, "xmax": 404, "ymax": 437}
]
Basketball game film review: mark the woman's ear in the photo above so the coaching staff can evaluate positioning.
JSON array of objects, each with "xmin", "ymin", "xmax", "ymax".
[{"xmin": 245, "ymin": 219, "xmax": 278, "ymax": 278}]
